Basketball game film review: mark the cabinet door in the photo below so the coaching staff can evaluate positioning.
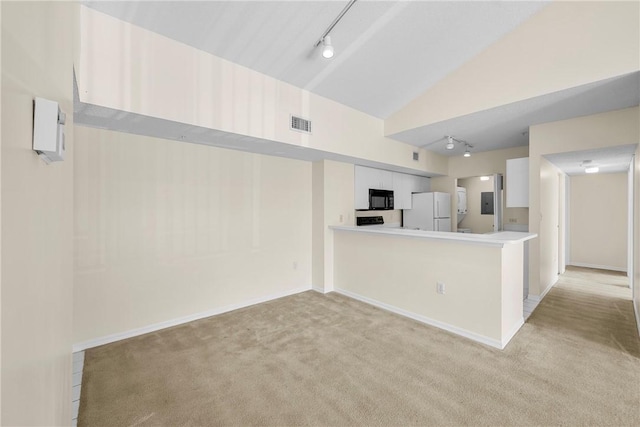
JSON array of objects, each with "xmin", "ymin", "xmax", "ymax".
[
  {"xmin": 506, "ymin": 157, "xmax": 529, "ymax": 207},
  {"xmin": 392, "ymin": 173, "xmax": 410, "ymax": 209},
  {"xmin": 354, "ymin": 166, "xmax": 370, "ymax": 210},
  {"xmin": 378, "ymin": 169, "xmax": 394, "ymax": 190},
  {"xmin": 417, "ymin": 176, "xmax": 431, "ymax": 193},
  {"xmin": 405, "ymin": 174, "xmax": 420, "ymax": 194}
]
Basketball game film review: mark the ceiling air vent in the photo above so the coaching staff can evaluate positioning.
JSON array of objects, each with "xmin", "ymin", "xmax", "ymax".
[
  {"xmin": 290, "ymin": 115, "xmax": 312, "ymax": 134},
  {"xmin": 413, "ymin": 152, "xmax": 419, "ymax": 161}
]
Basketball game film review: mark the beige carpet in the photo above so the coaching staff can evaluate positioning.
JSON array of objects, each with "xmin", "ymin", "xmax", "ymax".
[{"xmin": 79, "ymin": 267, "xmax": 640, "ymax": 426}]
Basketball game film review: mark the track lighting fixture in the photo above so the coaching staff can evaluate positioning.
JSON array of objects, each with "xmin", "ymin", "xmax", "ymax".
[
  {"xmin": 444, "ymin": 135, "xmax": 472, "ymax": 157},
  {"xmin": 322, "ymin": 36, "xmax": 334, "ymax": 59},
  {"xmin": 446, "ymin": 136, "xmax": 455, "ymax": 150},
  {"xmin": 314, "ymin": 0, "xmax": 357, "ymax": 59},
  {"xmin": 581, "ymin": 160, "xmax": 599, "ymax": 174},
  {"xmin": 423, "ymin": 135, "xmax": 473, "ymax": 157}
]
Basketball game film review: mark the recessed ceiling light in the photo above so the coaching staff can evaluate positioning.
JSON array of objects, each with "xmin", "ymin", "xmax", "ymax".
[
  {"xmin": 585, "ymin": 166, "xmax": 599, "ymax": 174},
  {"xmin": 480, "ymin": 176, "xmax": 490, "ymax": 181}
]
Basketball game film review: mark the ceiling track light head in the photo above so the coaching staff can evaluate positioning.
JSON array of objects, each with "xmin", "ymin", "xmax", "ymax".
[
  {"xmin": 441, "ymin": 135, "xmax": 473, "ymax": 157},
  {"xmin": 314, "ymin": 0, "xmax": 357, "ymax": 60},
  {"xmin": 581, "ymin": 161, "xmax": 599, "ymax": 173},
  {"xmin": 445, "ymin": 136, "xmax": 455, "ymax": 150},
  {"xmin": 322, "ymin": 36, "xmax": 334, "ymax": 59},
  {"xmin": 463, "ymin": 142, "xmax": 472, "ymax": 157}
]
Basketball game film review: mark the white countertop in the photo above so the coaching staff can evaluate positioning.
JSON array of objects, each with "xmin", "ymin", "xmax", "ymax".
[{"xmin": 330, "ymin": 225, "xmax": 537, "ymax": 247}]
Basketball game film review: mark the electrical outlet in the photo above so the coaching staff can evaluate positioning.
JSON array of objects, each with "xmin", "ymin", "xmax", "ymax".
[
  {"xmin": 339, "ymin": 214, "xmax": 344, "ymax": 223},
  {"xmin": 293, "ymin": 261, "xmax": 298, "ymax": 270},
  {"xmin": 437, "ymin": 282, "xmax": 446, "ymax": 294}
]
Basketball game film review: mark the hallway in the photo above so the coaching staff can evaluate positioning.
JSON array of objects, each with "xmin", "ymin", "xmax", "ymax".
[{"xmin": 527, "ymin": 266, "xmax": 637, "ymax": 357}]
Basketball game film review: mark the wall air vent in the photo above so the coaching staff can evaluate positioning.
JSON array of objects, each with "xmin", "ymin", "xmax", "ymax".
[
  {"xmin": 290, "ymin": 115, "xmax": 312, "ymax": 134},
  {"xmin": 413, "ymin": 152, "xmax": 419, "ymax": 161}
]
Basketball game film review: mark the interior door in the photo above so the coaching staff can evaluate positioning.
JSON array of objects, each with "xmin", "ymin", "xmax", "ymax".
[{"xmin": 493, "ymin": 174, "xmax": 504, "ymax": 231}]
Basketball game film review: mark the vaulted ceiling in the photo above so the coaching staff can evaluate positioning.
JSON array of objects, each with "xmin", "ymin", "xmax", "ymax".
[{"xmin": 80, "ymin": 1, "xmax": 639, "ymax": 160}]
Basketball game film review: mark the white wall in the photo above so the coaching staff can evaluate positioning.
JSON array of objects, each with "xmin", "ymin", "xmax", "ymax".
[
  {"xmin": 634, "ymin": 143, "xmax": 640, "ymax": 334},
  {"xmin": 1, "ymin": 1, "xmax": 77, "ymax": 424},
  {"xmin": 333, "ymin": 230, "xmax": 523, "ymax": 347},
  {"xmin": 311, "ymin": 160, "xmax": 355, "ymax": 293},
  {"xmin": 457, "ymin": 176, "xmax": 494, "ymax": 234},
  {"xmin": 431, "ymin": 146, "xmax": 529, "ymax": 232},
  {"xmin": 529, "ymin": 107, "xmax": 639, "ymax": 297},
  {"xmin": 538, "ymin": 158, "xmax": 563, "ymax": 294},
  {"xmin": 386, "ymin": 1, "xmax": 639, "ymax": 135},
  {"xmin": 73, "ymin": 126, "xmax": 312, "ymax": 345},
  {"xmin": 77, "ymin": 6, "xmax": 448, "ymax": 177},
  {"xmin": 569, "ymin": 173, "xmax": 628, "ymax": 271}
]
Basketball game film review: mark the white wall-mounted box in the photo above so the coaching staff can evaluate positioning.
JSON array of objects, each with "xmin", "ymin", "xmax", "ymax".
[{"xmin": 33, "ymin": 97, "xmax": 66, "ymax": 163}]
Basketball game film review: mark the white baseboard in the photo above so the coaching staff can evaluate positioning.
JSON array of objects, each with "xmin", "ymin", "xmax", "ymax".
[
  {"xmin": 312, "ymin": 286, "xmax": 328, "ymax": 294},
  {"xmin": 334, "ymin": 288, "xmax": 515, "ymax": 350},
  {"xmin": 502, "ymin": 318, "xmax": 525, "ymax": 348},
  {"xmin": 634, "ymin": 301, "xmax": 640, "ymax": 337},
  {"xmin": 72, "ymin": 285, "xmax": 312, "ymax": 352},
  {"xmin": 568, "ymin": 262, "xmax": 627, "ymax": 273},
  {"xmin": 528, "ymin": 276, "xmax": 558, "ymax": 302}
]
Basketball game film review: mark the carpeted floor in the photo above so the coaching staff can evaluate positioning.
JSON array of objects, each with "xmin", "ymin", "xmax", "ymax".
[{"xmin": 79, "ymin": 267, "xmax": 640, "ymax": 426}]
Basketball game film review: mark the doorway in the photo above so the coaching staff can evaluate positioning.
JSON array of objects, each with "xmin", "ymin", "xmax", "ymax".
[{"xmin": 544, "ymin": 145, "xmax": 636, "ymax": 291}]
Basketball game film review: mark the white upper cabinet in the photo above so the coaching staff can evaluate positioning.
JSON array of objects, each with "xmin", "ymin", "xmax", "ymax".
[
  {"xmin": 506, "ymin": 157, "xmax": 529, "ymax": 208},
  {"xmin": 393, "ymin": 173, "xmax": 411, "ymax": 210},
  {"xmin": 371, "ymin": 167, "xmax": 394, "ymax": 190},
  {"xmin": 355, "ymin": 165, "xmax": 430, "ymax": 210},
  {"xmin": 416, "ymin": 176, "xmax": 431, "ymax": 193},
  {"xmin": 354, "ymin": 166, "xmax": 371, "ymax": 210}
]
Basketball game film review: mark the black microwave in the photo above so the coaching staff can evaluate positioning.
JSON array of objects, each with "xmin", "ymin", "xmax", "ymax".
[{"xmin": 369, "ymin": 189, "xmax": 394, "ymax": 210}]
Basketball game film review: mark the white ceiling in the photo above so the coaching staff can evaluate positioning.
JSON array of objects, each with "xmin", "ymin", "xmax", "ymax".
[
  {"xmin": 544, "ymin": 145, "xmax": 637, "ymax": 176},
  {"xmin": 81, "ymin": 0, "xmax": 549, "ymax": 119},
  {"xmin": 390, "ymin": 71, "xmax": 640, "ymax": 156},
  {"xmin": 78, "ymin": 1, "xmax": 639, "ymax": 161}
]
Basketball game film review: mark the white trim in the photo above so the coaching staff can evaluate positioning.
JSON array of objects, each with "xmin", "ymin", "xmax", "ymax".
[
  {"xmin": 334, "ymin": 287, "xmax": 514, "ymax": 350},
  {"xmin": 502, "ymin": 318, "xmax": 525, "ymax": 348},
  {"xmin": 72, "ymin": 285, "xmax": 311, "ymax": 352},
  {"xmin": 312, "ymin": 286, "xmax": 328, "ymax": 294},
  {"xmin": 527, "ymin": 276, "xmax": 557, "ymax": 302},
  {"xmin": 568, "ymin": 262, "xmax": 627, "ymax": 273},
  {"xmin": 634, "ymin": 301, "xmax": 640, "ymax": 337},
  {"xmin": 527, "ymin": 294, "xmax": 541, "ymax": 303}
]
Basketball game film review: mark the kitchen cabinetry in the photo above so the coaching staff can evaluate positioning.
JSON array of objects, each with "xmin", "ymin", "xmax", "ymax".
[
  {"xmin": 393, "ymin": 173, "xmax": 431, "ymax": 209},
  {"xmin": 355, "ymin": 165, "xmax": 430, "ymax": 210},
  {"xmin": 355, "ymin": 166, "xmax": 389, "ymax": 209},
  {"xmin": 357, "ymin": 166, "xmax": 393, "ymax": 190},
  {"xmin": 394, "ymin": 173, "xmax": 412, "ymax": 209},
  {"xmin": 506, "ymin": 157, "xmax": 529, "ymax": 207},
  {"xmin": 354, "ymin": 166, "xmax": 370, "ymax": 210},
  {"xmin": 356, "ymin": 166, "xmax": 393, "ymax": 209},
  {"xmin": 416, "ymin": 176, "xmax": 430, "ymax": 193}
]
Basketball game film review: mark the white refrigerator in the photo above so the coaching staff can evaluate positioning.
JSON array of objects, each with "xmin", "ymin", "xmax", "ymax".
[{"xmin": 403, "ymin": 192, "xmax": 451, "ymax": 231}]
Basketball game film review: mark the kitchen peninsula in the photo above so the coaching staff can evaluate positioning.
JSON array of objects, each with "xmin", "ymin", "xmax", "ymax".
[{"xmin": 330, "ymin": 226, "xmax": 536, "ymax": 349}]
